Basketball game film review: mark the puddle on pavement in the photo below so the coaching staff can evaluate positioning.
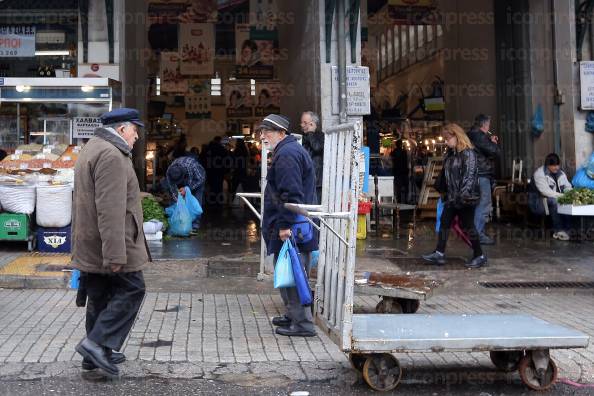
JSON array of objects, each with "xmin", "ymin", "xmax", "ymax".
[{"xmin": 207, "ymin": 261, "xmax": 259, "ymax": 278}]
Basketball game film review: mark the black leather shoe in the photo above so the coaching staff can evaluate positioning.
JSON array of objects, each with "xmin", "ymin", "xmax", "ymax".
[
  {"xmin": 76, "ymin": 338, "xmax": 119, "ymax": 376},
  {"xmin": 275, "ymin": 326, "xmax": 316, "ymax": 337},
  {"xmin": 466, "ymin": 255, "xmax": 488, "ymax": 269},
  {"xmin": 422, "ymin": 251, "xmax": 446, "ymax": 265},
  {"xmin": 82, "ymin": 350, "xmax": 126, "ymax": 370},
  {"xmin": 272, "ymin": 315, "xmax": 291, "ymax": 327}
]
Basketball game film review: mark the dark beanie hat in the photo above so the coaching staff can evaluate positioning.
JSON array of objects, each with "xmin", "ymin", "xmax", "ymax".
[
  {"xmin": 167, "ymin": 164, "xmax": 187, "ymax": 187},
  {"xmin": 544, "ymin": 153, "xmax": 560, "ymax": 166}
]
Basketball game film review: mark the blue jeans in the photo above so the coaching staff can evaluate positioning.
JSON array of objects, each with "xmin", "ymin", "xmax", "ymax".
[
  {"xmin": 474, "ymin": 177, "xmax": 492, "ymax": 237},
  {"xmin": 546, "ymin": 198, "xmax": 572, "ymax": 232}
]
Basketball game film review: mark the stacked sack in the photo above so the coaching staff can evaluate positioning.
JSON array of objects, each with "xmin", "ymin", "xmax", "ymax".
[
  {"xmin": 36, "ymin": 185, "xmax": 73, "ymax": 227},
  {"xmin": 0, "ymin": 185, "xmax": 36, "ymax": 214},
  {"xmin": 143, "ymin": 220, "xmax": 163, "ymax": 241}
]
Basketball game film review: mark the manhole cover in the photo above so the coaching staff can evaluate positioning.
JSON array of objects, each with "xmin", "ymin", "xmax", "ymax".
[
  {"xmin": 140, "ymin": 340, "xmax": 173, "ymax": 348},
  {"xmin": 207, "ymin": 261, "xmax": 259, "ymax": 278},
  {"xmin": 479, "ymin": 281, "xmax": 594, "ymax": 289},
  {"xmin": 389, "ymin": 257, "xmax": 467, "ymax": 271}
]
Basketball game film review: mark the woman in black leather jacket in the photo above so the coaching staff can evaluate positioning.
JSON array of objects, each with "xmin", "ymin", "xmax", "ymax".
[{"xmin": 422, "ymin": 123, "xmax": 487, "ymax": 269}]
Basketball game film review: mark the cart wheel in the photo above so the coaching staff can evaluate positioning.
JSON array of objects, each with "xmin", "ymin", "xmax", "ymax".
[
  {"xmin": 375, "ymin": 297, "xmax": 403, "ymax": 314},
  {"xmin": 349, "ymin": 353, "xmax": 367, "ymax": 372},
  {"xmin": 362, "ymin": 353, "xmax": 402, "ymax": 392},
  {"xmin": 397, "ymin": 298, "xmax": 420, "ymax": 314},
  {"xmin": 489, "ymin": 350, "xmax": 523, "ymax": 372},
  {"xmin": 518, "ymin": 353, "xmax": 558, "ymax": 391}
]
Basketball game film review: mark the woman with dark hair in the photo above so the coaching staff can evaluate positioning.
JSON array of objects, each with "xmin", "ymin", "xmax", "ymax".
[
  {"xmin": 240, "ymin": 39, "xmax": 260, "ymax": 67},
  {"xmin": 422, "ymin": 123, "xmax": 487, "ymax": 269},
  {"xmin": 529, "ymin": 153, "xmax": 573, "ymax": 240}
]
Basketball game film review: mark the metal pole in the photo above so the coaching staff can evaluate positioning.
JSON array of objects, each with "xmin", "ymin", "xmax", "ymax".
[
  {"xmin": 16, "ymin": 103, "xmax": 20, "ymax": 145},
  {"xmin": 337, "ymin": 0, "xmax": 348, "ymax": 124}
]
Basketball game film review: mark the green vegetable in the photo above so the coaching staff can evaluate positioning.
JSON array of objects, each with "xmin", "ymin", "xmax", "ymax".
[
  {"xmin": 142, "ymin": 196, "xmax": 168, "ymax": 231},
  {"xmin": 557, "ymin": 188, "xmax": 594, "ymax": 206}
]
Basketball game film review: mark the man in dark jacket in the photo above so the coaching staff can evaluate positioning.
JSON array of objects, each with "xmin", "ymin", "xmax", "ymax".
[
  {"xmin": 300, "ymin": 111, "xmax": 324, "ymax": 203},
  {"xmin": 467, "ymin": 114, "xmax": 500, "ymax": 245},
  {"xmin": 72, "ymin": 108, "xmax": 148, "ymax": 377},
  {"xmin": 391, "ymin": 140, "xmax": 409, "ymax": 203},
  {"xmin": 260, "ymin": 114, "xmax": 318, "ymax": 337}
]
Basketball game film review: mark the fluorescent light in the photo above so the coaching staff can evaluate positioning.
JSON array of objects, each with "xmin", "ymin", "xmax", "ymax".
[
  {"xmin": 35, "ymin": 50, "xmax": 70, "ymax": 56},
  {"xmin": 15, "ymin": 85, "xmax": 30, "ymax": 92},
  {"xmin": 81, "ymin": 86, "xmax": 94, "ymax": 92}
]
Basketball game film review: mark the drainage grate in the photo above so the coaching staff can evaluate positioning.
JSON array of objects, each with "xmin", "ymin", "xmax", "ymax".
[{"xmin": 479, "ymin": 281, "xmax": 594, "ymax": 289}]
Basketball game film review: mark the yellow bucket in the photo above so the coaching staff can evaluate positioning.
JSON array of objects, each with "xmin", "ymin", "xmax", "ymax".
[{"xmin": 356, "ymin": 214, "xmax": 367, "ymax": 240}]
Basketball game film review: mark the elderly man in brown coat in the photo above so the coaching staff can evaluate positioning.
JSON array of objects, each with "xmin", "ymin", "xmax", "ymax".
[{"xmin": 72, "ymin": 108, "xmax": 148, "ymax": 377}]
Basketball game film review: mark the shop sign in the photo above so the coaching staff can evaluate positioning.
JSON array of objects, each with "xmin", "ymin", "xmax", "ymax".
[
  {"xmin": 580, "ymin": 62, "xmax": 594, "ymax": 110},
  {"xmin": 331, "ymin": 66, "xmax": 371, "ymax": 116},
  {"xmin": 73, "ymin": 117, "xmax": 102, "ymax": 139},
  {"xmin": 0, "ymin": 26, "xmax": 36, "ymax": 57}
]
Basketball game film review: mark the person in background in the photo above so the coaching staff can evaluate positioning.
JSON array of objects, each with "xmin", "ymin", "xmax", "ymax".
[
  {"xmin": 205, "ymin": 136, "xmax": 229, "ymax": 207},
  {"xmin": 71, "ymin": 108, "xmax": 148, "ymax": 377},
  {"xmin": 231, "ymin": 138, "xmax": 250, "ymax": 201},
  {"xmin": 189, "ymin": 146, "xmax": 200, "ymax": 161},
  {"xmin": 300, "ymin": 111, "xmax": 324, "ymax": 202},
  {"xmin": 529, "ymin": 153, "xmax": 573, "ymax": 241},
  {"xmin": 260, "ymin": 114, "xmax": 318, "ymax": 337},
  {"xmin": 391, "ymin": 139, "xmax": 409, "ymax": 203},
  {"xmin": 170, "ymin": 134, "xmax": 190, "ymax": 160},
  {"xmin": 422, "ymin": 123, "xmax": 487, "ymax": 269},
  {"xmin": 467, "ymin": 114, "xmax": 500, "ymax": 245},
  {"xmin": 166, "ymin": 156, "xmax": 207, "ymax": 230},
  {"xmin": 0, "ymin": 149, "xmax": 7, "ymax": 162}
]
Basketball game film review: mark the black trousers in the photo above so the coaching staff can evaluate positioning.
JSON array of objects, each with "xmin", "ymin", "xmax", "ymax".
[
  {"xmin": 436, "ymin": 205, "xmax": 483, "ymax": 258},
  {"xmin": 85, "ymin": 271, "xmax": 145, "ymax": 351}
]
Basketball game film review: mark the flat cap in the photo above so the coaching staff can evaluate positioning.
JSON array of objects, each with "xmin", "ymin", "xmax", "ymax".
[
  {"xmin": 256, "ymin": 114, "xmax": 290, "ymax": 134},
  {"xmin": 100, "ymin": 108, "xmax": 145, "ymax": 128}
]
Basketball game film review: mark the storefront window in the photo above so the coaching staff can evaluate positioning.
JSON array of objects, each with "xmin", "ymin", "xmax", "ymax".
[
  {"xmin": 387, "ymin": 28, "xmax": 393, "ymax": 66},
  {"xmin": 393, "ymin": 26, "xmax": 400, "ymax": 62},
  {"xmin": 418, "ymin": 25, "xmax": 425, "ymax": 48}
]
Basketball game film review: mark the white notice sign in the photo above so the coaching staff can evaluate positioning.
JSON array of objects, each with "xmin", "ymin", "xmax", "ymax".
[
  {"xmin": 73, "ymin": 117, "xmax": 102, "ymax": 139},
  {"xmin": 580, "ymin": 62, "xmax": 594, "ymax": 110},
  {"xmin": 332, "ymin": 66, "xmax": 371, "ymax": 116},
  {"xmin": 0, "ymin": 26, "xmax": 35, "ymax": 57}
]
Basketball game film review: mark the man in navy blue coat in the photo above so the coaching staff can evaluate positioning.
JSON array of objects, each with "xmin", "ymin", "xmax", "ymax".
[{"xmin": 260, "ymin": 114, "xmax": 318, "ymax": 337}]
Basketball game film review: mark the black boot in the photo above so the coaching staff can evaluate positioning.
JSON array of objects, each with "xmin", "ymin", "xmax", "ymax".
[
  {"xmin": 82, "ymin": 349, "xmax": 126, "ymax": 370},
  {"xmin": 75, "ymin": 338, "xmax": 119, "ymax": 376}
]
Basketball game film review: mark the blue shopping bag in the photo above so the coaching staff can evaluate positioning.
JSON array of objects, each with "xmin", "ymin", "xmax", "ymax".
[
  {"xmin": 274, "ymin": 240, "xmax": 295, "ymax": 288},
  {"xmin": 310, "ymin": 250, "xmax": 320, "ymax": 269},
  {"xmin": 167, "ymin": 192, "xmax": 193, "ymax": 237},
  {"xmin": 288, "ymin": 238, "xmax": 313, "ymax": 306},
  {"xmin": 435, "ymin": 198, "xmax": 444, "ymax": 233},
  {"xmin": 184, "ymin": 186, "xmax": 203, "ymax": 218}
]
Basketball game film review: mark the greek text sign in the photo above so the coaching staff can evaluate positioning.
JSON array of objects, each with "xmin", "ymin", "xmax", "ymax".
[{"xmin": 0, "ymin": 26, "xmax": 35, "ymax": 57}]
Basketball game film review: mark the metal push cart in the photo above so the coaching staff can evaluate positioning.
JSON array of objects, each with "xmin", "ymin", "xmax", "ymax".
[{"xmin": 274, "ymin": 122, "xmax": 589, "ymax": 392}]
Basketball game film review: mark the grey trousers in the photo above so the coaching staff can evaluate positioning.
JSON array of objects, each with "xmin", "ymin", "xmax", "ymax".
[{"xmin": 277, "ymin": 251, "xmax": 315, "ymax": 332}]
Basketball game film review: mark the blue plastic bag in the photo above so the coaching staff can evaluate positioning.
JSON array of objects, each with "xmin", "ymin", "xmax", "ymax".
[
  {"xmin": 435, "ymin": 198, "xmax": 444, "ymax": 233},
  {"xmin": 531, "ymin": 104, "xmax": 544, "ymax": 138},
  {"xmin": 288, "ymin": 239, "xmax": 313, "ymax": 306},
  {"xmin": 274, "ymin": 240, "xmax": 295, "ymax": 288},
  {"xmin": 184, "ymin": 187, "xmax": 203, "ymax": 219},
  {"xmin": 572, "ymin": 168, "xmax": 594, "ymax": 189},
  {"xmin": 587, "ymin": 153, "xmax": 594, "ymax": 179},
  {"xmin": 310, "ymin": 250, "xmax": 320, "ymax": 269},
  {"xmin": 168, "ymin": 192, "xmax": 193, "ymax": 237}
]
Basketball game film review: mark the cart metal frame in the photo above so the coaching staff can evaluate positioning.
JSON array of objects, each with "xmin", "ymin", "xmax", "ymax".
[{"xmin": 284, "ymin": 121, "xmax": 589, "ymax": 392}]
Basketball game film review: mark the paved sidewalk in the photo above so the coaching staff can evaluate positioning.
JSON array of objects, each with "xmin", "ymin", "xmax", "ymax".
[{"xmin": 0, "ymin": 289, "xmax": 592, "ymax": 385}]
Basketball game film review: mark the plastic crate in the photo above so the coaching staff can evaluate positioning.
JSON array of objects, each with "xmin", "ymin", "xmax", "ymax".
[
  {"xmin": 37, "ymin": 225, "xmax": 71, "ymax": 253},
  {"xmin": 0, "ymin": 213, "xmax": 30, "ymax": 241}
]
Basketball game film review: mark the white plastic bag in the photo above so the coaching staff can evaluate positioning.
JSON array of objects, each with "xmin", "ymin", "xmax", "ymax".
[
  {"xmin": 36, "ymin": 185, "xmax": 73, "ymax": 227},
  {"xmin": 0, "ymin": 185, "xmax": 36, "ymax": 214},
  {"xmin": 143, "ymin": 220, "xmax": 163, "ymax": 234}
]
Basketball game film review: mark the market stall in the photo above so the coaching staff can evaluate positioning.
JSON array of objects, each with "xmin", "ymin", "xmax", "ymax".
[{"xmin": 0, "ymin": 78, "xmax": 121, "ymax": 251}]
